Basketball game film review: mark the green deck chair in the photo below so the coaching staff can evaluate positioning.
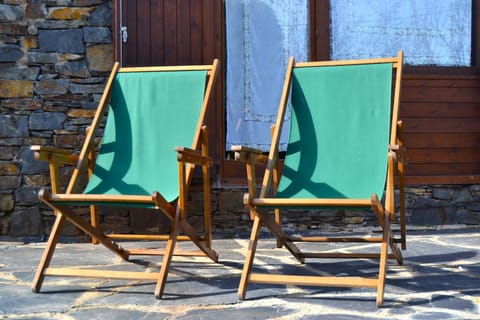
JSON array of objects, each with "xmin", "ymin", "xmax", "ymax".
[
  {"xmin": 31, "ymin": 60, "xmax": 219, "ymax": 299},
  {"xmin": 233, "ymin": 52, "xmax": 406, "ymax": 307}
]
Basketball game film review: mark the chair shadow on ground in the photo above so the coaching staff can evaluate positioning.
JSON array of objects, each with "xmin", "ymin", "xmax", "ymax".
[
  {"xmin": 36, "ymin": 240, "xmax": 480, "ymax": 307},
  {"xmin": 39, "ymin": 257, "xmax": 245, "ymax": 301},
  {"xmin": 234, "ymin": 246, "xmax": 480, "ymax": 307}
]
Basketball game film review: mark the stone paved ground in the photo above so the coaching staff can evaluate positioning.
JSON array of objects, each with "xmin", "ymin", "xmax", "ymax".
[{"xmin": 0, "ymin": 226, "xmax": 479, "ymax": 319}]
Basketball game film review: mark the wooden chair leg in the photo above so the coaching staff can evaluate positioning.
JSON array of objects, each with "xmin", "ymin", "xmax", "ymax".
[
  {"xmin": 399, "ymin": 174, "xmax": 407, "ymax": 250},
  {"xmin": 376, "ymin": 212, "xmax": 390, "ymax": 307},
  {"xmin": 202, "ymin": 171, "xmax": 212, "ymax": 249},
  {"xmin": 90, "ymin": 205, "xmax": 100, "ymax": 245},
  {"xmin": 397, "ymin": 120, "xmax": 407, "ymax": 250},
  {"xmin": 271, "ymin": 125, "xmax": 283, "ymax": 249},
  {"xmin": 33, "ymin": 151, "xmax": 66, "ymax": 292},
  {"xmin": 155, "ymin": 209, "xmax": 180, "ymax": 299},
  {"xmin": 87, "ymin": 143, "xmax": 99, "ymax": 245},
  {"xmin": 32, "ymin": 213, "xmax": 65, "ymax": 293},
  {"xmin": 238, "ymin": 215, "xmax": 262, "ymax": 300},
  {"xmin": 200, "ymin": 126, "xmax": 212, "ymax": 249},
  {"xmin": 245, "ymin": 157, "xmax": 257, "ymax": 221},
  {"xmin": 274, "ymin": 208, "xmax": 282, "ymax": 248}
]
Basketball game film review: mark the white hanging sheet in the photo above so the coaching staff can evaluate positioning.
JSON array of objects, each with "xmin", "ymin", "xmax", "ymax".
[{"xmin": 226, "ymin": 0, "xmax": 309, "ymax": 151}]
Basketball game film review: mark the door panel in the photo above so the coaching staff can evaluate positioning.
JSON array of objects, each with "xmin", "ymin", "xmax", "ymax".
[
  {"xmin": 117, "ymin": 0, "xmax": 225, "ymax": 182},
  {"xmin": 120, "ymin": 0, "xmax": 223, "ymax": 67}
]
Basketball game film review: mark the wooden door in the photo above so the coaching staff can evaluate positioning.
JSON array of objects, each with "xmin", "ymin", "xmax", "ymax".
[{"xmin": 114, "ymin": 0, "xmax": 225, "ymax": 181}]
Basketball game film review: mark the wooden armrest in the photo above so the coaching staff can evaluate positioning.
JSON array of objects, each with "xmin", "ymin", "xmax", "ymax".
[
  {"xmin": 231, "ymin": 145, "xmax": 268, "ymax": 164},
  {"xmin": 175, "ymin": 147, "xmax": 213, "ymax": 166},
  {"xmin": 31, "ymin": 145, "xmax": 79, "ymax": 165}
]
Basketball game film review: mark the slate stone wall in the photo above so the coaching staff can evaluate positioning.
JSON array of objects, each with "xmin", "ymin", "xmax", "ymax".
[
  {"xmin": 0, "ymin": 1, "xmax": 479, "ymax": 240},
  {"xmin": 0, "ymin": 0, "xmax": 113, "ymax": 238}
]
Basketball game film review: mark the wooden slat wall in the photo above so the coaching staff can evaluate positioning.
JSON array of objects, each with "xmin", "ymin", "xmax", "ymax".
[{"xmin": 401, "ymin": 75, "xmax": 480, "ymax": 185}]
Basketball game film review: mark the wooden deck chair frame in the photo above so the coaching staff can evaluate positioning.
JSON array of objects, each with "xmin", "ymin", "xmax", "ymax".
[
  {"xmin": 31, "ymin": 59, "xmax": 219, "ymax": 299},
  {"xmin": 233, "ymin": 52, "xmax": 406, "ymax": 307}
]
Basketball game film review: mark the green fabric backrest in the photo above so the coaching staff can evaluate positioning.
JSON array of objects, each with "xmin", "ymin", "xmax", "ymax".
[
  {"xmin": 276, "ymin": 63, "xmax": 393, "ymax": 200},
  {"xmin": 83, "ymin": 70, "xmax": 207, "ymax": 202}
]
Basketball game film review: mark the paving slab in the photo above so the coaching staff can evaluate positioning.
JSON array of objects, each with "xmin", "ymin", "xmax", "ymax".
[{"xmin": 0, "ymin": 226, "xmax": 479, "ymax": 319}]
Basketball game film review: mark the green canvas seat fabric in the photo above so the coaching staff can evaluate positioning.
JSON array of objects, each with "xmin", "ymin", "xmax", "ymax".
[
  {"xmin": 83, "ymin": 70, "xmax": 207, "ymax": 203},
  {"xmin": 276, "ymin": 63, "xmax": 393, "ymax": 201}
]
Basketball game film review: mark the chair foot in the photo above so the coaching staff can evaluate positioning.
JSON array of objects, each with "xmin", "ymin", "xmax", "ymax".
[
  {"xmin": 154, "ymin": 287, "xmax": 163, "ymax": 299},
  {"xmin": 238, "ymin": 291, "xmax": 246, "ymax": 300},
  {"xmin": 211, "ymin": 250, "xmax": 219, "ymax": 263}
]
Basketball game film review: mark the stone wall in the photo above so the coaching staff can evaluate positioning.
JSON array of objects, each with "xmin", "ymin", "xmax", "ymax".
[
  {"xmin": 1, "ymin": 1, "xmax": 479, "ymax": 240},
  {"xmin": 216, "ymin": 185, "xmax": 480, "ymax": 235},
  {"xmin": 0, "ymin": 0, "xmax": 113, "ymax": 238}
]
